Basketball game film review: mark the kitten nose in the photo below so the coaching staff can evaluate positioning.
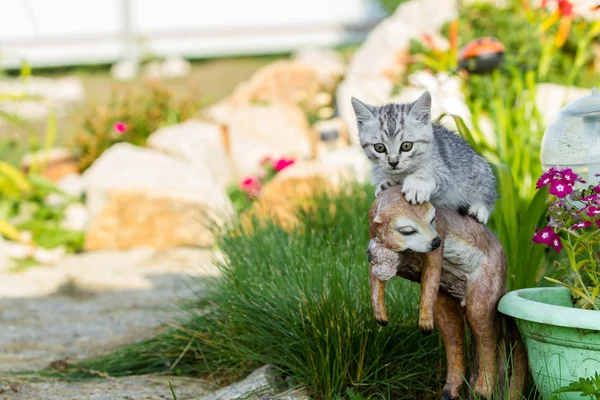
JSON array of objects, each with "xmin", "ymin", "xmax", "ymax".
[
  {"xmin": 431, "ymin": 237, "xmax": 441, "ymax": 250},
  {"xmin": 388, "ymin": 161, "xmax": 399, "ymax": 168}
]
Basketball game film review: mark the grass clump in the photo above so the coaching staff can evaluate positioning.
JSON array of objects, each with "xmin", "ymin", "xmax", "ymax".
[{"xmin": 48, "ymin": 184, "xmax": 444, "ymax": 399}]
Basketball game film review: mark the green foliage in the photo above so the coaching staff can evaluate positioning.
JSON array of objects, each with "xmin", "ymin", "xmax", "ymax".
[
  {"xmin": 554, "ymin": 373, "xmax": 600, "ymax": 399},
  {"xmin": 73, "ymin": 80, "xmax": 204, "ymax": 172},
  {"xmin": 445, "ymin": 67, "xmax": 552, "ymax": 290},
  {"xmin": 46, "ymin": 185, "xmax": 444, "ymax": 399},
  {"xmin": 410, "ymin": 1, "xmax": 600, "ymax": 88},
  {"xmin": 0, "ymin": 62, "xmax": 84, "ymax": 257},
  {"xmin": 0, "ymin": 161, "xmax": 84, "ymax": 253}
]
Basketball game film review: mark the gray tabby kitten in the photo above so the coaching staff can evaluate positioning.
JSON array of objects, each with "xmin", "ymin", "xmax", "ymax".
[{"xmin": 351, "ymin": 91, "xmax": 497, "ymax": 224}]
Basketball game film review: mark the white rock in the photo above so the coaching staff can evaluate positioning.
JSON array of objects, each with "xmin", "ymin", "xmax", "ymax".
[
  {"xmin": 292, "ymin": 47, "xmax": 346, "ymax": 88},
  {"xmin": 198, "ymin": 365, "xmax": 276, "ymax": 400},
  {"xmin": 4, "ymin": 241, "xmax": 33, "ymax": 260},
  {"xmin": 33, "ymin": 246, "xmax": 66, "ymax": 265},
  {"xmin": 57, "ymin": 173, "xmax": 85, "ymax": 199},
  {"xmin": 345, "ymin": 0, "xmax": 458, "ymax": 81},
  {"xmin": 318, "ymin": 146, "xmax": 372, "ymax": 184},
  {"xmin": 221, "ymin": 104, "xmax": 313, "ymax": 177},
  {"xmin": 148, "ymin": 120, "xmax": 236, "ymax": 187},
  {"xmin": 81, "ymin": 143, "xmax": 233, "ymax": 250},
  {"xmin": 61, "ymin": 203, "xmax": 89, "ymax": 232},
  {"xmin": 110, "ymin": 60, "xmax": 138, "ymax": 81},
  {"xmin": 161, "ymin": 56, "xmax": 192, "ymax": 79},
  {"xmin": 535, "ymin": 83, "xmax": 591, "ymax": 126}
]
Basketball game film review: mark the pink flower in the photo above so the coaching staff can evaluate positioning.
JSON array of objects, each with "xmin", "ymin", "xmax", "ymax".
[
  {"xmin": 536, "ymin": 166, "xmax": 584, "ymax": 190},
  {"xmin": 532, "ymin": 226, "xmax": 563, "ymax": 254},
  {"xmin": 532, "ymin": 226, "xmax": 557, "ymax": 246},
  {"xmin": 549, "ymin": 179, "xmax": 573, "ymax": 198},
  {"xmin": 560, "ymin": 168, "xmax": 585, "ymax": 185},
  {"xmin": 536, "ymin": 173, "xmax": 553, "ymax": 189},
  {"xmin": 273, "ymin": 158, "xmax": 295, "ymax": 172},
  {"xmin": 570, "ymin": 221, "xmax": 592, "ymax": 230},
  {"xmin": 594, "ymin": 185, "xmax": 600, "ymax": 194},
  {"xmin": 240, "ymin": 176, "xmax": 262, "ymax": 198},
  {"xmin": 551, "ymin": 236, "xmax": 563, "ymax": 253},
  {"xmin": 536, "ymin": 168, "xmax": 558, "ymax": 189},
  {"xmin": 585, "ymin": 205, "xmax": 600, "ymax": 217},
  {"xmin": 113, "ymin": 122, "xmax": 128, "ymax": 134}
]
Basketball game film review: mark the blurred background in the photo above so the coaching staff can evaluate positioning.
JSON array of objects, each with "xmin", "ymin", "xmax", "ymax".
[{"xmin": 1, "ymin": 0, "xmax": 599, "ymax": 398}]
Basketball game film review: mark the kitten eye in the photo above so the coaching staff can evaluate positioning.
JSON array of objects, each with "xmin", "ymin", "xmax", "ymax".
[
  {"xmin": 374, "ymin": 143, "xmax": 386, "ymax": 153},
  {"xmin": 398, "ymin": 228, "xmax": 416, "ymax": 235},
  {"xmin": 401, "ymin": 141, "xmax": 413, "ymax": 152},
  {"xmin": 430, "ymin": 217, "xmax": 435, "ymax": 225}
]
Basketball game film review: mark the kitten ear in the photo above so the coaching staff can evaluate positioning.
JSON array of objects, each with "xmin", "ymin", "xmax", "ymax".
[
  {"xmin": 351, "ymin": 97, "xmax": 375, "ymax": 123},
  {"xmin": 409, "ymin": 91, "xmax": 432, "ymax": 124}
]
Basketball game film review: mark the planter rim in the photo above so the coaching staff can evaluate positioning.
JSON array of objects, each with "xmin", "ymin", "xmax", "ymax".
[{"xmin": 498, "ymin": 287, "xmax": 600, "ymax": 331}]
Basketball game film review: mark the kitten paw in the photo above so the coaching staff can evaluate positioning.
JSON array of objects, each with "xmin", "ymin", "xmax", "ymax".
[
  {"xmin": 402, "ymin": 178, "xmax": 435, "ymax": 204},
  {"xmin": 375, "ymin": 180, "xmax": 401, "ymax": 196},
  {"xmin": 468, "ymin": 203, "xmax": 490, "ymax": 224}
]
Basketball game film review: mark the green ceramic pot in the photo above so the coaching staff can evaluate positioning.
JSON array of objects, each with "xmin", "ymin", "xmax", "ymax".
[{"xmin": 498, "ymin": 287, "xmax": 600, "ymax": 400}]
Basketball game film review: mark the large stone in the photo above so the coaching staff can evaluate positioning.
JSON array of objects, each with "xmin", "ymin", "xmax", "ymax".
[
  {"xmin": 210, "ymin": 60, "xmax": 322, "ymax": 109},
  {"xmin": 246, "ymin": 149, "xmax": 370, "ymax": 231},
  {"xmin": 292, "ymin": 47, "xmax": 346, "ymax": 89},
  {"xmin": 535, "ymin": 83, "xmax": 591, "ymax": 126},
  {"xmin": 211, "ymin": 104, "xmax": 314, "ymax": 177},
  {"xmin": 148, "ymin": 119, "xmax": 236, "ymax": 186},
  {"xmin": 82, "ymin": 143, "xmax": 232, "ymax": 250},
  {"xmin": 345, "ymin": 0, "xmax": 458, "ymax": 82},
  {"xmin": 198, "ymin": 365, "xmax": 277, "ymax": 400}
]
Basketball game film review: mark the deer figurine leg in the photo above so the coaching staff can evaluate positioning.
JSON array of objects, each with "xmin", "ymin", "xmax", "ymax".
[
  {"xmin": 466, "ymin": 273, "xmax": 501, "ymax": 399},
  {"xmin": 419, "ymin": 242, "xmax": 443, "ymax": 334},
  {"xmin": 434, "ymin": 293, "xmax": 466, "ymax": 400},
  {"xmin": 370, "ymin": 263, "xmax": 388, "ymax": 326}
]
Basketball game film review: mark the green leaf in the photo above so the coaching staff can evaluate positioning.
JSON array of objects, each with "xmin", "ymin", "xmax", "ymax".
[{"xmin": 0, "ymin": 219, "xmax": 22, "ymax": 241}]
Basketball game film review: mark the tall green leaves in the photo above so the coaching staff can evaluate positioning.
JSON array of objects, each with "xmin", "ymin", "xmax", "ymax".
[{"xmin": 453, "ymin": 68, "xmax": 552, "ymax": 290}]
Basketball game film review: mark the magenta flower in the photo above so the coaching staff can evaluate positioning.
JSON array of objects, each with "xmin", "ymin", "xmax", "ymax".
[
  {"xmin": 532, "ymin": 226, "xmax": 558, "ymax": 245},
  {"xmin": 594, "ymin": 185, "xmax": 600, "ymax": 194},
  {"xmin": 549, "ymin": 179, "xmax": 573, "ymax": 198},
  {"xmin": 273, "ymin": 158, "xmax": 295, "ymax": 172},
  {"xmin": 240, "ymin": 176, "xmax": 262, "ymax": 198},
  {"xmin": 536, "ymin": 166, "xmax": 584, "ymax": 190},
  {"xmin": 561, "ymin": 168, "xmax": 585, "ymax": 185},
  {"xmin": 551, "ymin": 237, "xmax": 563, "ymax": 253},
  {"xmin": 536, "ymin": 170, "xmax": 555, "ymax": 189},
  {"xmin": 585, "ymin": 205, "xmax": 600, "ymax": 217},
  {"xmin": 113, "ymin": 122, "xmax": 128, "ymax": 134},
  {"xmin": 570, "ymin": 221, "xmax": 592, "ymax": 230}
]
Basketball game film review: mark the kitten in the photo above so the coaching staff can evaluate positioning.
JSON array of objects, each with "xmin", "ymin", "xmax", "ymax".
[{"xmin": 351, "ymin": 91, "xmax": 497, "ymax": 224}]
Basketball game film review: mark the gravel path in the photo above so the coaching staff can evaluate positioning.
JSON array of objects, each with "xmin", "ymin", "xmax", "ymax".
[{"xmin": 0, "ymin": 248, "xmax": 220, "ymax": 399}]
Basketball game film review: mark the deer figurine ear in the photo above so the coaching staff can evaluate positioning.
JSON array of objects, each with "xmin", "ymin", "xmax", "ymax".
[
  {"xmin": 351, "ymin": 97, "xmax": 376, "ymax": 123},
  {"xmin": 409, "ymin": 91, "xmax": 432, "ymax": 124}
]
